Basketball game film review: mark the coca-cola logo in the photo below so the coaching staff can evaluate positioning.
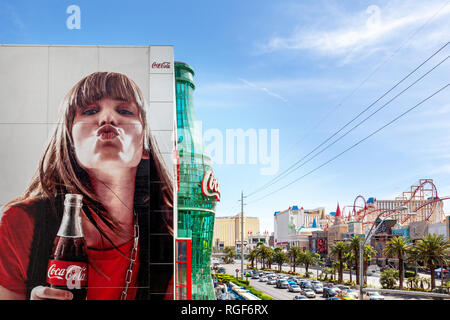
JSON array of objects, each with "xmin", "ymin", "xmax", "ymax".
[
  {"xmin": 47, "ymin": 260, "xmax": 88, "ymax": 289},
  {"xmin": 201, "ymin": 170, "xmax": 220, "ymax": 201},
  {"xmin": 152, "ymin": 61, "xmax": 171, "ymax": 69}
]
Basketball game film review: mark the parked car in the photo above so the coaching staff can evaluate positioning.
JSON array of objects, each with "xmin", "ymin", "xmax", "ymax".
[
  {"xmin": 434, "ymin": 268, "xmax": 449, "ymax": 279},
  {"xmin": 218, "ymin": 267, "xmax": 226, "ymax": 274},
  {"xmin": 301, "ymin": 288, "xmax": 316, "ymax": 298},
  {"xmin": 267, "ymin": 278, "xmax": 277, "ymax": 285},
  {"xmin": 366, "ymin": 292, "xmax": 385, "ymax": 300},
  {"xmin": 367, "ymin": 265, "xmax": 381, "ymax": 275},
  {"xmin": 293, "ymin": 295, "xmax": 308, "ymax": 300},
  {"xmin": 288, "ymin": 284, "xmax": 301, "ymax": 293},
  {"xmin": 251, "ymin": 273, "xmax": 259, "ymax": 279},
  {"xmin": 323, "ymin": 287, "xmax": 338, "ymax": 298},
  {"xmin": 311, "ymin": 280, "xmax": 322, "ymax": 286},
  {"xmin": 327, "ymin": 297, "xmax": 342, "ymax": 300},
  {"xmin": 312, "ymin": 284, "xmax": 323, "ymax": 294},
  {"xmin": 259, "ymin": 276, "xmax": 268, "ymax": 282}
]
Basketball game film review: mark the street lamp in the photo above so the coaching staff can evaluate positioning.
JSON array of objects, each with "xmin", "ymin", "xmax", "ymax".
[{"xmin": 358, "ymin": 206, "xmax": 416, "ymax": 300}]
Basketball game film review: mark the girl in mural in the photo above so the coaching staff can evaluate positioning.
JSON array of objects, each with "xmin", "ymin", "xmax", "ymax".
[{"xmin": 0, "ymin": 72, "xmax": 173, "ymax": 300}]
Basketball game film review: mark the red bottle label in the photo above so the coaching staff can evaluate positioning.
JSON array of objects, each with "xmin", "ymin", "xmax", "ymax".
[{"xmin": 46, "ymin": 260, "xmax": 88, "ymax": 288}]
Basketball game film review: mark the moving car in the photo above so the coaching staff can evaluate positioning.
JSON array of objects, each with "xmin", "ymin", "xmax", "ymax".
[
  {"xmin": 323, "ymin": 287, "xmax": 338, "ymax": 298},
  {"xmin": 346, "ymin": 289, "xmax": 359, "ymax": 298},
  {"xmin": 312, "ymin": 284, "xmax": 323, "ymax": 294},
  {"xmin": 288, "ymin": 284, "xmax": 301, "ymax": 293},
  {"xmin": 337, "ymin": 285, "xmax": 350, "ymax": 292},
  {"xmin": 300, "ymin": 288, "xmax": 316, "ymax": 298},
  {"xmin": 293, "ymin": 295, "xmax": 308, "ymax": 300},
  {"xmin": 276, "ymin": 280, "xmax": 289, "ymax": 289},
  {"xmin": 338, "ymin": 293, "xmax": 357, "ymax": 300},
  {"xmin": 366, "ymin": 292, "xmax": 385, "ymax": 300},
  {"xmin": 300, "ymin": 282, "xmax": 313, "ymax": 289}
]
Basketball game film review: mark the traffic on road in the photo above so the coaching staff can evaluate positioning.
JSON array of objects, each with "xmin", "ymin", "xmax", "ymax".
[{"xmin": 215, "ymin": 258, "xmax": 433, "ymax": 300}]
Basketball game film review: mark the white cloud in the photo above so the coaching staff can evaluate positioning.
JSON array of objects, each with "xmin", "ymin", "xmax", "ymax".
[{"xmin": 259, "ymin": 1, "xmax": 450, "ymax": 62}]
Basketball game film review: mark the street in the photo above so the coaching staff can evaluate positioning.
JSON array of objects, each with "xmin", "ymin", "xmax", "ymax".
[{"xmin": 217, "ymin": 259, "xmax": 433, "ymax": 300}]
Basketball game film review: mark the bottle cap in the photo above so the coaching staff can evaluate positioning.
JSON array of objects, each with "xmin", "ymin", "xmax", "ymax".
[{"xmin": 64, "ymin": 194, "xmax": 83, "ymax": 207}]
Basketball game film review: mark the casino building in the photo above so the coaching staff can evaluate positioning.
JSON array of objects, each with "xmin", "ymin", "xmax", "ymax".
[
  {"xmin": 174, "ymin": 62, "xmax": 220, "ymax": 300},
  {"xmin": 273, "ymin": 205, "xmax": 326, "ymax": 250}
]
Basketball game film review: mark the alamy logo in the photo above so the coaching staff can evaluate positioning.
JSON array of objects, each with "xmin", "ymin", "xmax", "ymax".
[
  {"xmin": 66, "ymin": 5, "xmax": 81, "ymax": 30},
  {"xmin": 47, "ymin": 260, "xmax": 87, "ymax": 289}
]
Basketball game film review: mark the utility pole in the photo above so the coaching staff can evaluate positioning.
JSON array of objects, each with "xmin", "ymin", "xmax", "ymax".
[{"xmin": 239, "ymin": 190, "xmax": 246, "ymax": 280}]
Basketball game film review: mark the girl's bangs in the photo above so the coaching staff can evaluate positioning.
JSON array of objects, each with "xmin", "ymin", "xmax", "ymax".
[{"xmin": 69, "ymin": 72, "xmax": 144, "ymax": 111}]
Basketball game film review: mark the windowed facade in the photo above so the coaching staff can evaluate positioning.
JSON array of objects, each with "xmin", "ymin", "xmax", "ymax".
[{"xmin": 175, "ymin": 62, "xmax": 218, "ymax": 300}]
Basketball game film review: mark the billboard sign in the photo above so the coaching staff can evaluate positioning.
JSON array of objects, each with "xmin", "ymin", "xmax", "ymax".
[{"xmin": 0, "ymin": 45, "xmax": 176, "ymax": 300}]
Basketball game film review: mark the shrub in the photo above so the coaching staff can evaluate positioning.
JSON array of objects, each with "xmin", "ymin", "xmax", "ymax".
[
  {"xmin": 380, "ymin": 269, "xmax": 399, "ymax": 289},
  {"xmin": 215, "ymin": 273, "xmax": 274, "ymax": 300}
]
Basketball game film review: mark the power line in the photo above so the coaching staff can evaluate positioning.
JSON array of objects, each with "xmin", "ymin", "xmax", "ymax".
[
  {"xmin": 251, "ymin": 53, "xmax": 449, "ymax": 197},
  {"xmin": 246, "ymin": 83, "xmax": 449, "ymax": 205},
  {"xmin": 246, "ymin": 41, "xmax": 449, "ymax": 198},
  {"xmin": 268, "ymin": 1, "xmax": 450, "ymax": 172}
]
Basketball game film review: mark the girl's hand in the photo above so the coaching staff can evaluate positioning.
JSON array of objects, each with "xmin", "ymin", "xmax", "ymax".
[{"xmin": 30, "ymin": 286, "xmax": 73, "ymax": 300}]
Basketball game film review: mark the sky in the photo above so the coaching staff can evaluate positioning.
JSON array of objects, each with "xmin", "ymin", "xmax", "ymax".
[{"xmin": 1, "ymin": 0, "xmax": 450, "ymax": 233}]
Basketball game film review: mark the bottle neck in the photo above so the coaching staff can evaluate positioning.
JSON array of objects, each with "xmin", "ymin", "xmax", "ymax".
[{"xmin": 57, "ymin": 205, "xmax": 84, "ymax": 238}]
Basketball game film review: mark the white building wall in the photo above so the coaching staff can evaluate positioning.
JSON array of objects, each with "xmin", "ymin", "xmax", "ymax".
[
  {"xmin": 428, "ymin": 222, "xmax": 447, "ymax": 240},
  {"xmin": 274, "ymin": 210, "xmax": 290, "ymax": 244}
]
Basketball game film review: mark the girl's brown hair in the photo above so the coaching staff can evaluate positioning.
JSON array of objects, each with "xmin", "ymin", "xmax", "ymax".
[{"xmin": 10, "ymin": 71, "xmax": 173, "ymax": 244}]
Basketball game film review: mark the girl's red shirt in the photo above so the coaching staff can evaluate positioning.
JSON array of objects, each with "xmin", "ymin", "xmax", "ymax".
[{"xmin": 0, "ymin": 205, "xmax": 167, "ymax": 300}]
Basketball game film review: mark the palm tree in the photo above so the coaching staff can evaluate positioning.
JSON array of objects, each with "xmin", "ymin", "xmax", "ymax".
[
  {"xmin": 223, "ymin": 246, "xmax": 236, "ymax": 264},
  {"xmin": 257, "ymin": 245, "xmax": 271, "ymax": 269},
  {"xmin": 288, "ymin": 246, "xmax": 302, "ymax": 273},
  {"xmin": 349, "ymin": 236, "xmax": 362, "ymax": 285},
  {"xmin": 410, "ymin": 234, "xmax": 449, "ymax": 290},
  {"xmin": 383, "ymin": 236, "xmax": 411, "ymax": 289},
  {"xmin": 266, "ymin": 248, "xmax": 275, "ymax": 269},
  {"xmin": 246, "ymin": 249, "xmax": 258, "ymax": 269},
  {"xmin": 322, "ymin": 267, "xmax": 334, "ymax": 281},
  {"xmin": 363, "ymin": 244, "xmax": 377, "ymax": 284},
  {"xmin": 299, "ymin": 251, "xmax": 320, "ymax": 277},
  {"xmin": 344, "ymin": 245, "xmax": 355, "ymax": 283},
  {"xmin": 330, "ymin": 241, "xmax": 346, "ymax": 283},
  {"xmin": 273, "ymin": 247, "xmax": 288, "ymax": 272}
]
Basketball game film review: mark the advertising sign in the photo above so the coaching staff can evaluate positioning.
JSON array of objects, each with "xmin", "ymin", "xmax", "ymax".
[
  {"xmin": 0, "ymin": 45, "xmax": 176, "ymax": 300},
  {"xmin": 392, "ymin": 228, "xmax": 410, "ymax": 237}
]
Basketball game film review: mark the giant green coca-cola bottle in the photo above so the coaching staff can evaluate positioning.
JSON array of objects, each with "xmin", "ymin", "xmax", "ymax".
[{"xmin": 175, "ymin": 61, "xmax": 219, "ymax": 300}]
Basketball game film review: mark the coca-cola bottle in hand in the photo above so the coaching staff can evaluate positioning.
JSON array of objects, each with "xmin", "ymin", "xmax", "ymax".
[{"xmin": 46, "ymin": 194, "xmax": 88, "ymax": 300}]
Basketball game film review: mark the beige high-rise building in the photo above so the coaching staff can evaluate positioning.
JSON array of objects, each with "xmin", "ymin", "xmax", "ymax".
[{"xmin": 213, "ymin": 214, "xmax": 259, "ymax": 251}]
